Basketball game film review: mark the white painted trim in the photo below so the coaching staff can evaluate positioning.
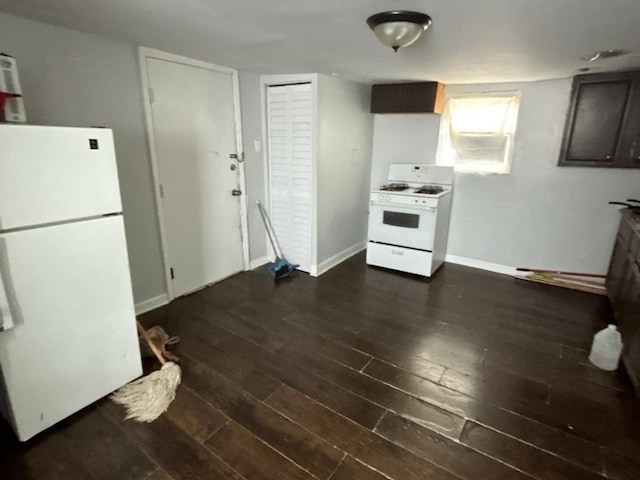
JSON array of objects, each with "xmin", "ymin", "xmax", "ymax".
[
  {"xmin": 249, "ymin": 255, "xmax": 270, "ymax": 270},
  {"xmin": 313, "ymin": 241, "xmax": 367, "ymax": 277},
  {"xmin": 138, "ymin": 47, "xmax": 174, "ymax": 300},
  {"xmin": 230, "ymin": 69, "xmax": 251, "ymax": 272},
  {"xmin": 258, "ymin": 81, "xmax": 270, "ymax": 259},
  {"xmin": 310, "ymin": 79, "xmax": 319, "ymax": 280},
  {"xmin": 140, "ymin": 47, "xmax": 238, "ymax": 75},
  {"xmin": 445, "ymin": 254, "xmax": 516, "ymax": 276},
  {"xmin": 134, "ymin": 293, "xmax": 170, "ymax": 315},
  {"xmin": 138, "ymin": 47, "xmax": 250, "ymax": 300}
]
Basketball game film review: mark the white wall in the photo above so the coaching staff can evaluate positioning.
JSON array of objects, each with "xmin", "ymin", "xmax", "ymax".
[
  {"xmin": 238, "ymin": 71, "xmax": 269, "ymax": 266},
  {"xmin": 444, "ymin": 79, "xmax": 640, "ymax": 274},
  {"xmin": 316, "ymin": 75, "xmax": 373, "ymax": 271},
  {"xmin": 369, "ymin": 114, "xmax": 441, "ymax": 189},
  {"xmin": 0, "ymin": 12, "xmax": 166, "ymax": 304}
]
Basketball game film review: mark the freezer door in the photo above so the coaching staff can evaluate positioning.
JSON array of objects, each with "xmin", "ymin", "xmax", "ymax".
[
  {"xmin": 0, "ymin": 215, "xmax": 141, "ymax": 441},
  {"xmin": 0, "ymin": 125, "xmax": 123, "ymax": 230}
]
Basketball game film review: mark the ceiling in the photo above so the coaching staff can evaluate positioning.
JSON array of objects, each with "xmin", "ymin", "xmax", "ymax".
[{"xmin": 2, "ymin": 0, "xmax": 640, "ymax": 84}]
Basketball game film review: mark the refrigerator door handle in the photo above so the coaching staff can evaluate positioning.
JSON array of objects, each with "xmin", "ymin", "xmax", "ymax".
[{"xmin": 0, "ymin": 260, "xmax": 15, "ymax": 332}]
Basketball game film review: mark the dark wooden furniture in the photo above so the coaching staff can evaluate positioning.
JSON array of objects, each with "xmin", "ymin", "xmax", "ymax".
[
  {"xmin": 3, "ymin": 252, "xmax": 639, "ymax": 479},
  {"xmin": 607, "ymin": 208, "xmax": 640, "ymax": 390},
  {"xmin": 559, "ymin": 70, "xmax": 640, "ymax": 168},
  {"xmin": 371, "ymin": 82, "xmax": 445, "ymax": 114}
]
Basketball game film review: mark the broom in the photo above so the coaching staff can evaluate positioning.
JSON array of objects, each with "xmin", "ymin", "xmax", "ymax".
[
  {"xmin": 256, "ymin": 200, "xmax": 298, "ymax": 281},
  {"xmin": 110, "ymin": 321, "xmax": 181, "ymax": 422}
]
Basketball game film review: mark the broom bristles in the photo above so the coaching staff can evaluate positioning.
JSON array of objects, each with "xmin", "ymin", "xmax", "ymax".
[{"xmin": 111, "ymin": 362, "xmax": 181, "ymax": 422}]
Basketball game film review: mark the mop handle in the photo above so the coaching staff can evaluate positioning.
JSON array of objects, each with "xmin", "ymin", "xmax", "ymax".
[
  {"xmin": 256, "ymin": 200, "xmax": 285, "ymax": 259},
  {"xmin": 137, "ymin": 320, "xmax": 166, "ymax": 365}
]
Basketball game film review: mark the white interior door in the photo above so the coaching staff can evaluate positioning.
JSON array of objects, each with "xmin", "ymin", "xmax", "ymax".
[
  {"xmin": 144, "ymin": 54, "xmax": 246, "ymax": 297},
  {"xmin": 266, "ymin": 83, "xmax": 313, "ymax": 272}
]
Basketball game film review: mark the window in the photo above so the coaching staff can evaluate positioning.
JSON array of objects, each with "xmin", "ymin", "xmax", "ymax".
[{"xmin": 437, "ymin": 92, "xmax": 521, "ymax": 174}]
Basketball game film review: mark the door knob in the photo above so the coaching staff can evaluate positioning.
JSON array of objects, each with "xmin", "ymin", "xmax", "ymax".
[{"xmin": 231, "ymin": 189, "xmax": 242, "ymax": 197}]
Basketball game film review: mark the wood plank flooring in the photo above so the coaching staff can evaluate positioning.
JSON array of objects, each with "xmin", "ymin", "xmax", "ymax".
[{"xmin": 2, "ymin": 252, "xmax": 639, "ymax": 480}]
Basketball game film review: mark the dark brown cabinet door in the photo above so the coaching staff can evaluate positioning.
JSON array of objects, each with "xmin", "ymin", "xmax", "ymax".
[
  {"xmin": 370, "ymin": 84, "xmax": 404, "ymax": 113},
  {"xmin": 607, "ymin": 210, "xmax": 640, "ymax": 392},
  {"xmin": 401, "ymin": 82, "xmax": 441, "ymax": 113},
  {"xmin": 621, "ymin": 262, "xmax": 640, "ymax": 388},
  {"xmin": 565, "ymin": 80, "xmax": 631, "ymax": 163},
  {"xmin": 607, "ymin": 233, "xmax": 630, "ymax": 305},
  {"xmin": 371, "ymin": 82, "xmax": 444, "ymax": 114},
  {"xmin": 559, "ymin": 71, "xmax": 640, "ymax": 168}
]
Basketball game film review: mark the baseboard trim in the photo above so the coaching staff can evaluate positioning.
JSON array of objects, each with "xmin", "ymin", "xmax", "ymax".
[
  {"xmin": 445, "ymin": 254, "xmax": 515, "ymax": 277},
  {"xmin": 313, "ymin": 241, "xmax": 367, "ymax": 277},
  {"xmin": 249, "ymin": 255, "xmax": 270, "ymax": 270},
  {"xmin": 135, "ymin": 293, "xmax": 170, "ymax": 315}
]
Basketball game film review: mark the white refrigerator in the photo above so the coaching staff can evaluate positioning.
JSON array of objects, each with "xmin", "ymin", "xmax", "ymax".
[{"xmin": 0, "ymin": 124, "xmax": 142, "ymax": 441}]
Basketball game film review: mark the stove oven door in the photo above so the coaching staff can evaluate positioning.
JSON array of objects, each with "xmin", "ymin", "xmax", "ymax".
[{"xmin": 368, "ymin": 201, "xmax": 437, "ymax": 250}]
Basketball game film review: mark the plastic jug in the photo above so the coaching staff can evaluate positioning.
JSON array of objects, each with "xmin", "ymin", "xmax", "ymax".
[{"xmin": 589, "ymin": 324, "xmax": 623, "ymax": 371}]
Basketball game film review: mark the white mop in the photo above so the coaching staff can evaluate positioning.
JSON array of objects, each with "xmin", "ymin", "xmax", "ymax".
[{"xmin": 111, "ymin": 321, "xmax": 181, "ymax": 422}]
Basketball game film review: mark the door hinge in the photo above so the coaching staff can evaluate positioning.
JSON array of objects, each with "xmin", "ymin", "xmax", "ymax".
[
  {"xmin": 159, "ymin": 184, "xmax": 164, "ymax": 198},
  {"xmin": 170, "ymin": 267, "xmax": 175, "ymax": 280},
  {"xmin": 148, "ymin": 87, "xmax": 155, "ymax": 104}
]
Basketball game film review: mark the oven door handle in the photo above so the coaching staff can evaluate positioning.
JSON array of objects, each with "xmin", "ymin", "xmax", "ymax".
[{"xmin": 370, "ymin": 201, "xmax": 437, "ymax": 212}]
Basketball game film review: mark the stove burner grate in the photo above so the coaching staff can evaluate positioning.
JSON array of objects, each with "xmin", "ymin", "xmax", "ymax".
[
  {"xmin": 379, "ymin": 183, "xmax": 410, "ymax": 192},
  {"xmin": 414, "ymin": 185, "xmax": 444, "ymax": 195}
]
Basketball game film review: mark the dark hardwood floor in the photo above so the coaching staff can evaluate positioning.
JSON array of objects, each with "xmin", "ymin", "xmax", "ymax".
[{"xmin": 2, "ymin": 252, "xmax": 640, "ymax": 479}]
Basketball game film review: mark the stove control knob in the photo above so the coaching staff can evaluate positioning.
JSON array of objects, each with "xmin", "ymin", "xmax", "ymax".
[
  {"xmin": 385, "ymin": 195, "xmax": 391, "ymax": 202},
  {"xmin": 378, "ymin": 194, "xmax": 384, "ymax": 201}
]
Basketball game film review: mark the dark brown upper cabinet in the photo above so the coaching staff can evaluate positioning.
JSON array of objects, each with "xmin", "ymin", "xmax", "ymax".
[
  {"xmin": 559, "ymin": 71, "xmax": 640, "ymax": 168},
  {"xmin": 371, "ymin": 82, "xmax": 445, "ymax": 114}
]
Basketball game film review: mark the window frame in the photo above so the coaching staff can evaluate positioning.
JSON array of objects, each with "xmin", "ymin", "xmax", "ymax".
[{"xmin": 437, "ymin": 91, "xmax": 521, "ymax": 175}]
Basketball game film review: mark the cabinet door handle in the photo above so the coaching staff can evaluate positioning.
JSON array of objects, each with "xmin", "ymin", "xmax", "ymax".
[{"xmin": 605, "ymin": 155, "xmax": 612, "ymax": 160}]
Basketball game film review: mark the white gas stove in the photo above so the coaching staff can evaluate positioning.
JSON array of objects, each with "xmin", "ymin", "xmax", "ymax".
[{"xmin": 366, "ymin": 164, "xmax": 454, "ymax": 277}]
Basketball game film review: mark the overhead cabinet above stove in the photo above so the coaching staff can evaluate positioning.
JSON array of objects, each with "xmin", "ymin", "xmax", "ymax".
[
  {"xmin": 371, "ymin": 82, "xmax": 445, "ymax": 114},
  {"xmin": 559, "ymin": 70, "xmax": 640, "ymax": 169}
]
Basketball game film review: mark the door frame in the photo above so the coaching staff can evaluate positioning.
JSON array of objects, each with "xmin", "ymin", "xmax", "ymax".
[{"xmin": 138, "ymin": 47, "xmax": 249, "ymax": 300}]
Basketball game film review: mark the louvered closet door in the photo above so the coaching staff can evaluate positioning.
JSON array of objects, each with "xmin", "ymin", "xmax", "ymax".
[{"xmin": 267, "ymin": 83, "xmax": 313, "ymax": 272}]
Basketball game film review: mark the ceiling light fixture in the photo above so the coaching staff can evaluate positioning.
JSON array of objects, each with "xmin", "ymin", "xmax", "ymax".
[
  {"xmin": 581, "ymin": 49, "xmax": 629, "ymax": 62},
  {"xmin": 366, "ymin": 11, "xmax": 432, "ymax": 52}
]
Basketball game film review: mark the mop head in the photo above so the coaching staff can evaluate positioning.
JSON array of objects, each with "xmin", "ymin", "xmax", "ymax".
[
  {"xmin": 111, "ymin": 362, "xmax": 181, "ymax": 422},
  {"xmin": 268, "ymin": 258, "xmax": 299, "ymax": 281}
]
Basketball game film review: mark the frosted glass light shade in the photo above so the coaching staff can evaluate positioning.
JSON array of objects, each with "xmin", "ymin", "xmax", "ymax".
[
  {"xmin": 373, "ymin": 22, "xmax": 424, "ymax": 50},
  {"xmin": 366, "ymin": 11, "xmax": 432, "ymax": 52}
]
